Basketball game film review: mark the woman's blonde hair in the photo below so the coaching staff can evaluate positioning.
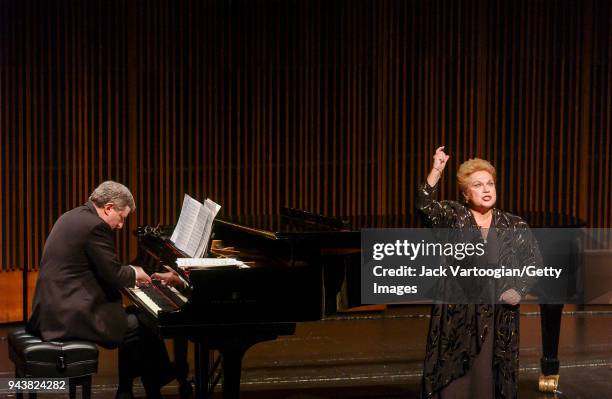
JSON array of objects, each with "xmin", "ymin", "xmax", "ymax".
[{"xmin": 456, "ymin": 158, "xmax": 496, "ymax": 192}]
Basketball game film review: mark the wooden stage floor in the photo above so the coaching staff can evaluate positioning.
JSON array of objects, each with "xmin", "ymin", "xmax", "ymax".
[{"xmin": 1, "ymin": 305, "xmax": 611, "ymax": 398}]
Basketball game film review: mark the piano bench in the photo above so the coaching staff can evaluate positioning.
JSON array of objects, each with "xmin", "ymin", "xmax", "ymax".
[{"xmin": 8, "ymin": 328, "xmax": 99, "ymax": 399}]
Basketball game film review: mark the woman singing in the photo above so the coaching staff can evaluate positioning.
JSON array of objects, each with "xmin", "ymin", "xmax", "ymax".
[{"xmin": 418, "ymin": 146, "xmax": 542, "ymax": 399}]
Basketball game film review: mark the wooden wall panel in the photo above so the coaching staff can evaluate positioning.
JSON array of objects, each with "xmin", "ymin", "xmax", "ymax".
[
  {"xmin": 1, "ymin": 0, "xmax": 611, "ymax": 280},
  {"xmin": 1, "ymin": 0, "xmax": 131, "ymax": 272}
]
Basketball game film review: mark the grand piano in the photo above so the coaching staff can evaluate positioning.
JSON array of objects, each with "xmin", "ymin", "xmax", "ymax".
[
  {"xmin": 125, "ymin": 208, "xmax": 583, "ymax": 397},
  {"xmin": 124, "ymin": 208, "xmax": 360, "ymax": 399}
]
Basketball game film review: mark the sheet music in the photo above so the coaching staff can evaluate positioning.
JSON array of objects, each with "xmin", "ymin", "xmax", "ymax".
[
  {"xmin": 176, "ymin": 258, "xmax": 239, "ymax": 267},
  {"xmin": 195, "ymin": 199, "xmax": 221, "ymax": 257},
  {"xmin": 176, "ymin": 257, "xmax": 248, "ymax": 269},
  {"xmin": 170, "ymin": 195, "xmax": 201, "ymax": 256},
  {"xmin": 184, "ymin": 204, "xmax": 209, "ymax": 258},
  {"xmin": 170, "ymin": 194, "xmax": 221, "ymax": 258}
]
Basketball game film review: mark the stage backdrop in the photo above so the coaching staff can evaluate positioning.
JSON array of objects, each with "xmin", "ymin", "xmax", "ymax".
[{"xmin": 1, "ymin": 0, "xmax": 611, "ymax": 277}]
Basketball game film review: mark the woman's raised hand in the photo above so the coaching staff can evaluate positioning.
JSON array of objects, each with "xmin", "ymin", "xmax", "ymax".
[
  {"xmin": 432, "ymin": 146, "xmax": 450, "ymax": 172},
  {"xmin": 427, "ymin": 146, "xmax": 450, "ymax": 186}
]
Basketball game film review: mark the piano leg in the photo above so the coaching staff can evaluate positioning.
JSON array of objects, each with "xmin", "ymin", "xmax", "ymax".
[
  {"xmin": 174, "ymin": 337, "xmax": 193, "ymax": 398},
  {"xmin": 539, "ymin": 304, "xmax": 563, "ymax": 393},
  {"xmin": 192, "ymin": 344, "xmax": 248, "ymax": 399},
  {"xmin": 190, "ymin": 325, "xmax": 295, "ymax": 398},
  {"xmin": 220, "ymin": 347, "xmax": 248, "ymax": 399},
  {"xmin": 194, "ymin": 343, "xmax": 209, "ymax": 399}
]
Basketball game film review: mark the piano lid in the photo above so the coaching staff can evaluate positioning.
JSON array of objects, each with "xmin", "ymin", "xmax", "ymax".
[
  {"xmin": 510, "ymin": 211, "xmax": 587, "ymax": 228},
  {"xmin": 216, "ymin": 209, "xmax": 585, "ymax": 239},
  {"xmin": 215, "ymin": 208, "xmax": 354, "ymax": 241},
  {"xmin": 214, "ymin": 209, "xmax": 425, "ymax": 243}
]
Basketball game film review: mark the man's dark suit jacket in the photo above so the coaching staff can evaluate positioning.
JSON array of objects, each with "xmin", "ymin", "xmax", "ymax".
[{"xmin": 27, "ymin": 201, "xmax": 135, "ymax": 348}]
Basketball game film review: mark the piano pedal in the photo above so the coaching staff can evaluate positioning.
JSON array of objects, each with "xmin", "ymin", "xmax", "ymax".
[
  {"xmin": 178, "ymin": 378, "xmax": 194, "ymax": 399},
  {"xmin": 538, "ymin": 374, "xmax": 560, "ymax": 393}
]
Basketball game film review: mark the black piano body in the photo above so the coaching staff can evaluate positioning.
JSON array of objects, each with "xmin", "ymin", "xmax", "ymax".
[{"xmin": 125, "ymin": 209, "xmax": 358, "ymax": 399}]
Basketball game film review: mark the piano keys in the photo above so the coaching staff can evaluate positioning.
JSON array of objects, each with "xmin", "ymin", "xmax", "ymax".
[{"xmin": 129, "ymin": 280, "xmax": 187, "ymax": 314}]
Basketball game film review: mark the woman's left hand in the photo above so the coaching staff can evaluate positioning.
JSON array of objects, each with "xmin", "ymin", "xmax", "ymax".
[{"xmin": 499, "ymin": 288, "xmax": 521, "ymax": 305}]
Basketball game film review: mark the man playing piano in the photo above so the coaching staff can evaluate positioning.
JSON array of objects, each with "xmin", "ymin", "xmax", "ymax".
[{"xmin": 27, "ymin": 181, "xmax": 176, "ymax": 399}]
